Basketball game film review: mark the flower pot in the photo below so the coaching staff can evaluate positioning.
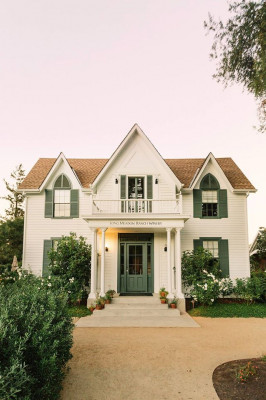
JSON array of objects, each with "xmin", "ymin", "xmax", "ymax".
[
  {"xmin": 160, "ymin": 292, "xmax": 166, "ymax": 298},
  {"xmin": 95, "ymin": 305, "xmax": 101, "ymax": 310},
  {"xmin": 105, "ymin": 299, "xmax": 111, "ymax": 304},
  {"xmin": 170, "ymin": 303, "xmax": 177, "ymax": 309},
  {"xmin": 161, "ymin": 299, "xmax": 166, "ymax": 304}
]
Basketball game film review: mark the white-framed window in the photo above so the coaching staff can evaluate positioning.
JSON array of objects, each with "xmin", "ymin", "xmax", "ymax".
[
  {"xmin": 53, "ymin": 174, "xmax": 71, "ymax": 217},
  {"xmin": 203, "ymin": 240, "xmax": 219, "ymax": 258}
]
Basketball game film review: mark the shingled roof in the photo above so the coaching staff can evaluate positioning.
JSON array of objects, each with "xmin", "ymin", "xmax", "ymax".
[{"xmin": 19, "ymin": 156, "xmax": 255, "ymax": 191}]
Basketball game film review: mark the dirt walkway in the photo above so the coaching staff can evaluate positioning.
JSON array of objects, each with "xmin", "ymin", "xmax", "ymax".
[{"xmin": 61, "ymin": 318, "xmax": 266, "ymax": 400}]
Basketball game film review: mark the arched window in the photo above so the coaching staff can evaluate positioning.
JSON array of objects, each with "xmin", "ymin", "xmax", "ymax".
[
  {"xmin": 54, "ymin": 174, "xmax": 71, "ymax": 217},
  {"xmin": 193, "ymin": 173, "xmax": 228, "ymax": 219},
  {"xmin": 45, "ymin": 174, "xmax": 79, "ymax": 218},
  {"xmin": 200, "ymin": 173, "xmax": 220, "ymax": 217}
]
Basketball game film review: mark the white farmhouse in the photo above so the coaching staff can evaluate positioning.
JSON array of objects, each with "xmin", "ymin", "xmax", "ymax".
[{"xmin": 19, "ymin": 124, "xmax": 256, "ymax": 311}]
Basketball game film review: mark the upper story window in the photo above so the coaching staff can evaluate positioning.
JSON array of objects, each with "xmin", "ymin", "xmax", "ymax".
[
  {"xmin": 193, "ymin": 173, "xmax": 228, "ymax": 219},
  {"xmin": 45, "ymin": 174, "xmax": 79, "ymax": 219},
  {"xmin": 200, "ymin": 173, "xmax": 220, "ymax": 218},
  {"xmin": 120, "ymin": 175, "xmax": 153, "ymax": 213},
  {"xmin": 54, "ymin": 174, "xmax": 71, "ymax": 217}
]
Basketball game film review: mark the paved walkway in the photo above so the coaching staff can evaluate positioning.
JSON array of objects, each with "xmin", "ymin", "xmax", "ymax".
[{"xmin": 61, "ymin": 317, "xmax": 266, "ymax": 400}]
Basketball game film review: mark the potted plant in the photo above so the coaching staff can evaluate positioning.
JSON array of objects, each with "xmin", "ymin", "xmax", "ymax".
[
  {"xmin": 95, "ymin": 298, "xmax": 103, "ymax": 310},
  {"xmin": 105, "ymin": 293, "xmax": 112, "ymax": 304},
  {"xmin": 99, "ymin": 296, "xmax": 106, "ymax": 308},
  {"xmin": 159, "ymin": 287, "xmax": 168, "ymax": 298},
  {"xmin": 169, "ymin": 297, "xmax": 178, "ymax": 309},
  {"xmin": 160, "ymin": 297, "xmax": 168, "ymax": 304},
  {"xmin": 89, "ymin": 303, "xmax": 95, "ymax": 313},
  {"xmin": 106, "ymin": 289, "xmax": 116, "ymax": 298}
]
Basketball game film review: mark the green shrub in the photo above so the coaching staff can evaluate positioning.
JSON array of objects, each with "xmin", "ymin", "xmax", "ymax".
[
  {"xmin": 48, "ymin": 233, "xmax": 91, "ymax": 303},
  {"xmin": 235, "ymin": 275, "xmax": 266, "ymax": 303},
  {"xmin": 182, "ymin": 247, "xmax": 221, "ymax": 287},
  {"xmin": 0, "ymin": 273, "xmax": 73, "ymax": 400}
]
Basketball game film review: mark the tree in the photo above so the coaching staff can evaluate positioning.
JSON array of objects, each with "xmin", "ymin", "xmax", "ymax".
[
  {"xmin": 0, "ymin": 218, "xmax": 24, "ymax": 267},
  {"xmin": 1, "ymin": 164, "xmax": 26, "ymax": 220},
  {"xmin": 48, "ymin": 233, "xmax": 91, "ymax": 303},
  {"xmin": 250, "ymin": 228, "xmax": 266, "ymax": 272},
  {"xmin": 204, "ymin": 1, "xmax": 266, "ymax": 132}
]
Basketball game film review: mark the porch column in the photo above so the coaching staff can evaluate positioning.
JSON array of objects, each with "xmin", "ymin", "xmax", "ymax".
[
  {"xmin": 88, "ymin": 228, "xmax": 97, "ymax": 300},
  {"xmin": 175, "ymin": 227, "xmax": 184, "ymax": 299},
  {"xmin": 166, "ymin": 227, "xmax": 174, "ymax": 298},
  {"xmin": 100, "ymin": 228, "xmax": 107, "ymax": 297}
]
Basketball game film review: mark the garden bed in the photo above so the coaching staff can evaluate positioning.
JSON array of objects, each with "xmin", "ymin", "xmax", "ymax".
[{"xmin": 213, "ymin": 358, "xmax": 266, "ymax": 400}]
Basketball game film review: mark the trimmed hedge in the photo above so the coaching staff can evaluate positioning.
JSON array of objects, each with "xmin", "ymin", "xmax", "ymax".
[{"xmin": 0, "ymin": 274, "xmax": 73, "ymax": 400}]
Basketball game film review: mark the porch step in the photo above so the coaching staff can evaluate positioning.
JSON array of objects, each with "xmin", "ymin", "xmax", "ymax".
[
  {"xmin": 106, "ymin": 303, "xmax": 169, "ymax": 309},
  {"xmin": 93, "ymin": 307, "xmax": 180, "ymax": 317}
]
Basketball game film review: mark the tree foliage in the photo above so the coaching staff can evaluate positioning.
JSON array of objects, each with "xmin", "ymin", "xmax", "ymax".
[
  {"xmin": 0, "ymin": 217, "xmax": 24, "ymax": 267},
  {"xmin": 1, "ymin": 164, "xmax": 26, "ymax": 220},
  {"xmin": 204, "ymin": 1, "xmax": 266, "ymax": 132}
]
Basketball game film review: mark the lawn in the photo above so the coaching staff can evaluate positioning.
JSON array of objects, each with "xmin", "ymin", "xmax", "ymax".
[
  {"xmin": 188, "ymin": 302, "xmax": 266, "ymax": 318},
  {"xmin": 68, "ymin": 305, "xmax": 92, "ymax": 317}
]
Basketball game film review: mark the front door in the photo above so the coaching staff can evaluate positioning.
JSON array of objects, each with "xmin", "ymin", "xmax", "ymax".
[
  {"xmin": 119, "ymin": 233, "xmax": 154, "ymax": 293},
  {"xmin": 126, "ymin": 243, "xmax": 147, "ymax": 292}
]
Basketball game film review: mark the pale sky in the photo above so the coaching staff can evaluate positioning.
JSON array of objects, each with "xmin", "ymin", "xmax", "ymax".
[{"xmin": 0, "ymin": 0, "xmax": 265, "ymax": 242}]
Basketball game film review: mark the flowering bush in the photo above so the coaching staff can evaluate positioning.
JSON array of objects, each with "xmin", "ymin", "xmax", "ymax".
[
  {"xmin": 189, "ymin": 271, "xmax": 234, "ymax": 306},
  {"xmin": 48, "ymin": 233, "xmax": 91, "ymax": 303},
  {"xmin": 0, "ymin": 273, "xmax": 73, "ymax": 400},
  {"xmin": 236, "ymin": 361, "xmax": 258, "ymax": 383}
]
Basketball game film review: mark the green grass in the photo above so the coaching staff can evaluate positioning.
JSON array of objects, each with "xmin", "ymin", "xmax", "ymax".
[
  {"xmin": 188, "ymin": 302, "xmax": 266, "ymax": 318},
  {"xmin": 67, "ymin": 305, "xmax": 92, "ymax": 317}
]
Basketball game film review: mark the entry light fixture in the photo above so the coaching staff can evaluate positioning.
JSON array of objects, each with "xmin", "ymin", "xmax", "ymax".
[
  {"xmin": 164, "ymin": 245, "xmax": 167, "ymax": 252},
  {"xmin": 115, "ymin": 178, "xmax": 118, "ymax": 184},
  {"xmin": 105, "ymin": 246, "xmax": 109, "ymax": 252},
  {"xmin": 155, "ymin": 178, "xmax": 158, "ymax": 184}
]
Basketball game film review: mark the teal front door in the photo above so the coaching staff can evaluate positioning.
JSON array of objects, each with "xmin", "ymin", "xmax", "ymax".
[
  {"xmin": 126, "ymin": 243, "xmax": 147, "ymax": 292},
  {"xmin": 119, "ymin": 233, "xmax": 154, "ymax": 293}
]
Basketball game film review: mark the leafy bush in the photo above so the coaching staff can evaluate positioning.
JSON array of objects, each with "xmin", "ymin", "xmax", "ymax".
[
  {"xmin": 0, "ymin": 264, "xmax": 20, "ymax": 286},
  {"xmin": 48, "ymin": 232, "xmax": 91, "ymax": 303},
  {"xmin": 0, "ymin": 273, "xmax": 73, "ymax": 400},
  {"xmin": 234, "ymin": 275, "xmax": 266, "ymax": 303},
  {"xmin": 182, "ymin": 247, "xmax": 221, "ymax": 287},
  {"xmin": 182, "ymin": 248, "xmax": 233, "ymax": 305}
]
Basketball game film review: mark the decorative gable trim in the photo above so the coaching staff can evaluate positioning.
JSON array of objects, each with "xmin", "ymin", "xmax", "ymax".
[
  {"xmin": 189, "ymin": 153, "xmax": 234, "ymax": 192},
  {"xmin": 39, "ymin": 153, "xmax": 82, "ymax": 192},
  {"xmin": 91, "ymin": 124, "xmax": 183, "ymax": 189}
]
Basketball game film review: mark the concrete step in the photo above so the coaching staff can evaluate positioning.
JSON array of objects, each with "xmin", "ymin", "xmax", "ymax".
[
  {"xmin": 105, "ymin": 303, "xmax": 169, "ymax": 309},
  {"xmin": 111, "ymin": 296, "xmax": 160, "ymax": 304},
  {"xmin": 76, "ymin": 314, "xmax": 200, "ymax": 328},
  {"xmin": 93, "ymin": 308, "xmax": 180, "ymax": 317}
]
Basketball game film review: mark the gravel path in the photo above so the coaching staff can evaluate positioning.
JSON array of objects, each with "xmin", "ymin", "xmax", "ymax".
[{"xmin": 61, "ymin": 317, "xmax": 266, "ymax": 400}]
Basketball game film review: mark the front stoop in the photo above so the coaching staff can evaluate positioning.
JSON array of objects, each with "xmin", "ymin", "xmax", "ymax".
[{"xmin": 76, "ymin": 296, "xmax": 200, "ymax": 328}]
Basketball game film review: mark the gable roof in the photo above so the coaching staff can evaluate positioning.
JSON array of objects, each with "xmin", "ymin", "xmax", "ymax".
[{"xmin": 19, "ymin": 156, "xmax": 255, "ymax": 191}]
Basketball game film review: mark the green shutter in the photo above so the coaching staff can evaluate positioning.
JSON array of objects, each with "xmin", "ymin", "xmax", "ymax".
[
  {"xmin": 193, "ymin": 189, "xmax": 202, "ymax": 218},
  {"xmin": 219, "ymin": 189, "xmax": 228, "ymax": 218},
  {"xmin": 193, "ymin": 239, "xmax": 203, "ymax": 250},
  {"xmin": 219, "ymin": 239, "xmax": 229, "ymax": 277},
  {"xmin": 147, "ymin": 175, "xmax": 153, "ymax": 199},
  {"xmin": 45, "ymin": 190, "xmax": 53, "ymax": 218},
  {"xmin": 43, "ymin": 240, "xmax": 52, "ymax": 277},
  {"xmin": 70, "ymin": 189, "xmax": 79, "ymax": 218},
  {"xmin": 120, "ymin": 175, "xmax": 126, "ymax": 199}
]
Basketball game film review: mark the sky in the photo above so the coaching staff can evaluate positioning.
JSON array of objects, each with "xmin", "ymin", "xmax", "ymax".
[{"xmin": 0, "ymin": 0, "xmax": 265, "ymax": 242}]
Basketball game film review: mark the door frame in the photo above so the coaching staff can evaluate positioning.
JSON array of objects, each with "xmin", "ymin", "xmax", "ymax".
[{"xmin": 117, "ymin": 233, "xmax": 154, "ymax": 294}]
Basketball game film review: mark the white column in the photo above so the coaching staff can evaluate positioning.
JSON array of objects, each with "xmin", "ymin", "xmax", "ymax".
[
  {"xmin": 88, "ymin": 228, "xmax": 97, "ymax": 300},
  {"xmin": 166, "ymin": 228, "xmax": 174, "ymax": 298},
  {"xmin": 175, "ymin": 227, "xmax": 184, "ymax": 298},
  {"xmin": 100, "ymin": 228, "xmax": 107, "ymax": 297}
]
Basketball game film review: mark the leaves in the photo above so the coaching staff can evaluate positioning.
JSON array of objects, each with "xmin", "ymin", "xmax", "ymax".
[
  {"xmin": 1, "ymin": 164, "xmax": 26, "ymax": 220},
  {"xmin": 205, "ymin": 0, "xmax": 266, "ymax": 132}
]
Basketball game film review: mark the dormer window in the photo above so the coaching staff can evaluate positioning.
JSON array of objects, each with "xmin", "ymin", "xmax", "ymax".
[{"xmin": 44, "ymin": 174, "xmax": 79, "ymax": 218}]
